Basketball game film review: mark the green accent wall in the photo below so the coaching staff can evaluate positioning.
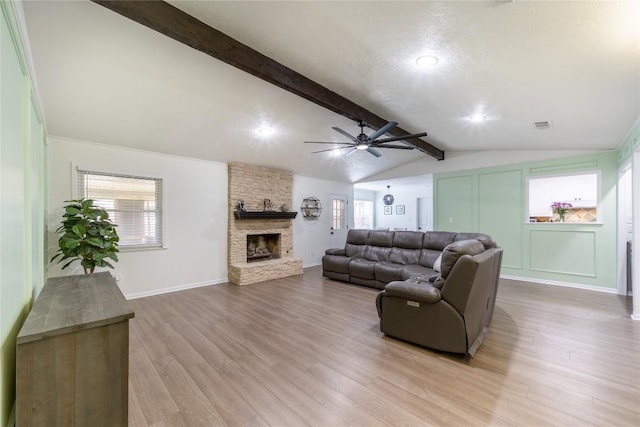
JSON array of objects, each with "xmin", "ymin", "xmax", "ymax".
[
  {"xmin": 436, "ymin": 175, "xmax": 474, "ymax": 232},
  {"xmin": 434, "ymin": 152, "xmax": 618, "ymax": 290},
  {"xmin": 0, "ymin": 1, "xmax": 47, "ymax": 425}
]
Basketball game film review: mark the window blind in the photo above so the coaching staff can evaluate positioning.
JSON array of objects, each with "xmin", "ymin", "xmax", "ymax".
[{"xmin": 77, "ymin": 169, "xmax": 163, "ymax": 249}]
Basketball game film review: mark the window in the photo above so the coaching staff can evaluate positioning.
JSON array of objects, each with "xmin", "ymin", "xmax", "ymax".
[
  {"xmin": 354, "ymin": 200, "xmax": 374, "ymax": 229},
  {"xmin": 527, "ymin": 172, "xmax": 599, "ymax": 223},
  {"xmin": 332, "ymin": 197, "xmax": 346, "ymax": 230},
  {"xmin": 78, "ymin": 170, "xmax": 163, "ymax": 248}
]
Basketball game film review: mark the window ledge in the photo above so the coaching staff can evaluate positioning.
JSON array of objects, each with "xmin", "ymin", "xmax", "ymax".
[
  {"xmin": 524, "ymin": 222, "xmax": 603, "ymax": 226},
  {"xmin": 119, "ymin": 245, "xmax": 166, "ymax": 252}
]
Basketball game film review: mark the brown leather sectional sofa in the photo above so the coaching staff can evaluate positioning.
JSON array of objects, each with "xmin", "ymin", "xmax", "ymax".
[
  {"xmin": 322, "ymin": 229, "xmax": 503, "ymax": 356},
  {"xmin": 322, "ymin": 229, "xmax": 497, "ymax": 289}
]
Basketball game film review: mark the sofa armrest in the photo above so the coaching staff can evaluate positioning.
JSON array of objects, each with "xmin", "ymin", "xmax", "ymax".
[
  {"xmin": 384, "ymin": 280, "xmax": 441, "ymax": 304},
  {"xmin": 325, "ymin": 248, "xmax": 346, "ymax": 256}
]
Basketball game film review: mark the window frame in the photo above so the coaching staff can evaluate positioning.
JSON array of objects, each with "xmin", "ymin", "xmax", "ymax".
[
  {"xmin": 74, "ymin": 166, "xmax": 166, "ymax": 251},
  {"xmin": 354, "ymin": 199, "xmax": 374, "ymax": 229},
  {"xmin": 525, "ymin": 170, "xmax": 601, "ymax": 223}
]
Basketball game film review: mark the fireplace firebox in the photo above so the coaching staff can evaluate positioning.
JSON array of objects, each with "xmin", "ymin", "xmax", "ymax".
[{"xmin": 247, "ymin": 234, "xmax": 281, "ymax": 262}]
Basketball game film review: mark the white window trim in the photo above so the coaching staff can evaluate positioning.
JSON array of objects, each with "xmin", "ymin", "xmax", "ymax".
[
  {"xmin": 72, "ymin": 163, "xmax": 168, "ymax": 250},
  {"xmin": 525, "ymin": 170, "xmax": 602, "ymax": 224}
]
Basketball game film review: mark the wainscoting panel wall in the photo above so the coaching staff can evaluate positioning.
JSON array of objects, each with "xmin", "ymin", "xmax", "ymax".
[
  {"xmin": 434, "ymin": 152, "xmax": 618, "ymax": 290},
  {"xmin": 530, "ymin": 230, "xmax": 597, "ymax": 277},
  {"xmin": 478, "ymin": 170, "xmax": 524, "ymax": 270}
]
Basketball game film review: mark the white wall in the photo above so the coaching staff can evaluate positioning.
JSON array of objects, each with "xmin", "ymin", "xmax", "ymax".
[
  {"xmin": 375, "ymin": 185, "xmax": 431, "ymax": 231},
  {"xmin": 47, "ymin": 137, "xmax": 228, "ymax": 298},
  {"xmin": 293, "ymin": 175, "xmax": 353, "ymax": 267}
]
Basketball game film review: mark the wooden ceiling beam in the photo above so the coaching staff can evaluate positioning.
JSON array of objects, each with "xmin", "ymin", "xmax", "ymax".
[{"xmin": 91, "ymin": 0, "xmax": 444, "ymax": 160}]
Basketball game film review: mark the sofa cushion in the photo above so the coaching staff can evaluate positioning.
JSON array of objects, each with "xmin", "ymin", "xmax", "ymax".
[
  {"xmin": 454, "ymin": 232, "xmax": 496, "ymax": 249},
  {"xmin": 322, "ymin": 255, "xmax": 351, "ymax": 274},
  {"xmin": 392, "ymin": 231, "xmax": 423, "ymax": 249},
  {"xmin": 349, "ymin": 258, "xmax": 377, "ymax": 279},
  {"xmin": 347, "ymin": 229, "xmax": 370, "ymax": 244},
  {"xmin": 400, "ymin": 264, "xmax": 435, "ymax": 280},
  {"xmin": 419, "ymin": 248, "xmax": 441, "ymax": 268},
  {"xmin": 440, "ymin": 239, "xmax": 485, "ymax": 278},
  {"xmin": 374, "ymin": 262, "xmax": 406, "ymax": 284},
  {"xmin": 389, "ymin": 247, "xmax": 421, "ymax": 265},
  {"xmin": 364, "ymin": 245, "xmax": 392, "ymax": 262},
  {"xmin": 368, "ymin": 230, "xmax": 394, "ymax": 247},
  {"xmin": 433, "ymin": 254, "xmax": 442, "ymax": 272},
  {"xmin": 345, "ymin": 243, "xmax": 367, "ymax": 258},
  {"xmin": 423, "ymin": 231, "xmax": 456, "ymax": 251}
]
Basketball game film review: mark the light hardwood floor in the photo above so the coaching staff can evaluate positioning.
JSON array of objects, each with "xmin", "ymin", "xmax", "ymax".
[{"xmin": 127, "ymin": 266, "xmax": 640, "ymax": 426}]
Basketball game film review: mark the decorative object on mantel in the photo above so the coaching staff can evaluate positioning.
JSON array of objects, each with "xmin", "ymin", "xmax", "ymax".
[
  {"xmin": 51, "ymin": 199, "xmax": 120, "ymax": 274},
  {"xmin": 301, "ymin": 197, "xmax": 322, "ymax": 221},
  {"xmin": 551, "ymin": 201, "xmax": 573, "ymax": 222},
  {"xmin": 383, "ymin": 185, "xmax": 394, "ymax": 205},
  {"xmin": 263, "ymin": 198, "xmax": 274, "ymax": 211},
  {"xmin": 280, "ymin": 204, "xmax": 289, "ymax": 212},
  {"xmin": 236, "ymin": 199, "xmax": 246, "ymax": 212}
]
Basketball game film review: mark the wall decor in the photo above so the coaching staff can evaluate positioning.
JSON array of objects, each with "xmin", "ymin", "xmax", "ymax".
[
  {"xmin": 384, "ymin": 206, "xmax": 392, "ymax": 215},
  {"xmin": 301, "ymin": 196, "xmax": 322, "ymax": 220},
  {"xmin": 396, "ymin": 205, "xmax": 405, "ymax": 215},
  {"xmin": 382, "ymin": 185, "xmax": 395, "ymax": 205}
]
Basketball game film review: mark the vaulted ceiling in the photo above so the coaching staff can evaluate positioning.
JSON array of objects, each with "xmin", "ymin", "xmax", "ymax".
[{"xmin": 22, "ymin": 1, "xmax": 639, "ymax": 183}]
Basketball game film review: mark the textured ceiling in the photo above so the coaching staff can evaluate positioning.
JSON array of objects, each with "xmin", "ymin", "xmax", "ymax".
[{"xmin": 22, "ymin": 1, "xmax": 639, "ymax": 183}]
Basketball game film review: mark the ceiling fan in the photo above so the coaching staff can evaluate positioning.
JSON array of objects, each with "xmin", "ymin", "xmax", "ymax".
[{"xmin": 304, "ymin": 121, "xmax": 428, "ymax": 158}]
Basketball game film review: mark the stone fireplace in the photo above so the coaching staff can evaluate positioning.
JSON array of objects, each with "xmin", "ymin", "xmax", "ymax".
[
  {"xmin": 247, "ymin": 233, "xmax": 280, "ymax": 262},
  {"xmin": 228, "ymin": 162, "xmax": 303, "ymax": 285}
]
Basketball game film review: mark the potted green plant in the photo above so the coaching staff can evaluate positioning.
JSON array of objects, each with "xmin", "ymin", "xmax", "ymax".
[{"xmin": 51, "ymin": 198, "xmax": 120, "ymax": 274}]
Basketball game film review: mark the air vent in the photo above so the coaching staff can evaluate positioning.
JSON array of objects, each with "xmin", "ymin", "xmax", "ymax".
[{"xmin": 533, "ymin": 121, "xmax": 552, "ymax": 129}]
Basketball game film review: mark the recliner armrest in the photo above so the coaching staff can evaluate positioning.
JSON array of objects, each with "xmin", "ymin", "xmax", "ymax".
[
  {"xmin": 384, "ymin": 280, "xmax": 441, "ymax": 304},
  {"xmin": 325, "ymin": 248, "xmax": 346, "ymax": 256}
]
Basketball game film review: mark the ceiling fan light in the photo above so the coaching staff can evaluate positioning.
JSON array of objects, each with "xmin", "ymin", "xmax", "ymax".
[
  {"xmin": 469, "ymin": 114, "xmax": 486, "ymax": 123},
  {"xmin": 257, "ymin": 126, "xmax": 274, "ymax": 137},
  {"xmin": 356, "ymin": 144, "xmax": 368, "ymax": 150},
  {"xmin": 416, "ymin": 55, "xmax": 439, "ymax": 68}
]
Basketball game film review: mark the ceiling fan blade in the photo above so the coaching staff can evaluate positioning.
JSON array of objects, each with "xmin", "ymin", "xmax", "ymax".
[
  {"xmin": 367, "ymin": 121, "xmax": 398, "ymax": 142},
  {"xmin": 312, "ymin": 146, "xmax": 353, "ymax": 154},
  {"xmin": 332, "ymin": 127, "xmax": 358, "ymax": 142},
  {"xmin": 372, "ymin": 132, "xmax": 428, "ymax": 144},
  {"xmin": 366, "ymin": 147, "xmax": 382, "ymax": 157},
  {"xmin": 304, "ymin": 141, "xmax": 354, "ymax": 145},
  {"xmin": 374, "ymin": 144, "xmax": 415, "ymax": 150}
]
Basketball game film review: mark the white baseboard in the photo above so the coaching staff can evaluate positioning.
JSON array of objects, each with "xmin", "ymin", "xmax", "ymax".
[
  {"xmin": 631, "ymin": 313, "xmax": 640, "ymax": 321},
  {"xmin": 125, "ymin": 278, "xmax": 227, "ymax": 300},
  {"xmin": 500, "ymin": 274, "xmax": 619, "ymax": 294}
]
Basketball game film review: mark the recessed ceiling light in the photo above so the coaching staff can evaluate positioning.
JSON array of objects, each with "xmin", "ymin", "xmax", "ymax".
[
  {"xmin": 415, "ymin": 55, "xmax": 439, "ymax": 68},
  {"xmin": 469, "ymin": 114, "xmax": 486, "ymax": 123},
  {"xmin": 256, "ymin": 126, "xmax": 274, "ymax": 137}
]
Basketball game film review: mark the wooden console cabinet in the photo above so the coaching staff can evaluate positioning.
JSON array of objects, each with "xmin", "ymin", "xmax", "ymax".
[{"xmin": 16, "ymin": 272, "xmax": 134, "ymax": 426}]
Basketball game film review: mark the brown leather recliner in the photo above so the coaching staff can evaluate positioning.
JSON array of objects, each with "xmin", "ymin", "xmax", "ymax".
[{"xmin": 376, "ymin": 239, "xmax": 503, "ymax": 356}]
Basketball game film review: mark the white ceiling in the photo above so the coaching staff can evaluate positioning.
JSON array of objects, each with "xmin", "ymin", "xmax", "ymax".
[{"xmin": 22, "ymin": 0, "xmax": 639, "ymax": 183}]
